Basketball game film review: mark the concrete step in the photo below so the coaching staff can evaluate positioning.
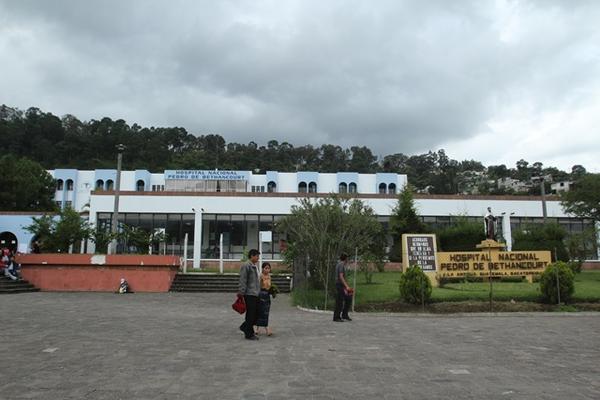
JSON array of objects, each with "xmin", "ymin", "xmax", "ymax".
[
  {"xmin": 0, "ymin": 277, "xmax": 40, "ymax": 294},
  {"xmin": 170, "ymin": 273, "xmax": 292, "ymax": 293},
  {"xmin": 0, "ymin": 287, "xmax": 41, "ymax": 294}
]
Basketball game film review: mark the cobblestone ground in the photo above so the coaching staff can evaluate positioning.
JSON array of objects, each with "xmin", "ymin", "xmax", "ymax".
[{"xmin": 1, "ymin": 292, "xmax": 599, "ymax": 399}]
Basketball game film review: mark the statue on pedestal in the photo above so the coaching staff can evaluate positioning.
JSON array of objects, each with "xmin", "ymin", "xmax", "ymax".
[{"xmin": 484, "ymin": 207, "xmax": 497, "ymax": 240}]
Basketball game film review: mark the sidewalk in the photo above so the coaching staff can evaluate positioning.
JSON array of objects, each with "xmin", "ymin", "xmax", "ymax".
[{"xmin": 1, "ymin": 292, "xmax": 599, "ymax": 399}]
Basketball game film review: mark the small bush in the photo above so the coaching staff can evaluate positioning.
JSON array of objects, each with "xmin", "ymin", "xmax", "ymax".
[
  {"xmin": 500, "ymin": 276, "xmax": 525, "ymax": 283},
  {"xmin": 566, "ymin": 261, "xmax": 582, "ymax": 274},
  {"xmin": 399, "ymin": 265, "xmax": 432, "ymax": 304},
  {"xmin": 539, "ymin": 262, "xmax": 575, "ymax": 304},
  {"xmin": 463, "ymin": 273, "xmax": 481, "ymax": 283}
]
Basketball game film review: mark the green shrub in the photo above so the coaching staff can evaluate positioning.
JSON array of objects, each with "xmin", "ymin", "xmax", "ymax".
[
  {"xmin": 513, "ymin": 223, "xmax": 569, "ymax": 262},
  {"xmin": 566, "ymin": 261, "xmax": 582, "ymax": 274},
  {"xmin": 500, "ymin": 276, "xmax": 525, "ymax": 283},
  {"xmin": 539, "ymin": 262, "xmax": 575, "ymax": 304},
  {"xmin": 436, "ymin": 216, "xmax": 486, "ymax": 252},
  {"xmin": 399, "ymin": 265, "xmax": 432, "ymax": 304}
]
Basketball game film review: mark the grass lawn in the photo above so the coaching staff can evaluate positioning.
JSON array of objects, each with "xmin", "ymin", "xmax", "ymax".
[{"xmin": 292, "ymin": 270, "xmax": 600, "ymax": 311}]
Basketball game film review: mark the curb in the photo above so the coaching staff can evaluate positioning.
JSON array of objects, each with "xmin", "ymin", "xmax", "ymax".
[{"xmin": 296, "ymin": 305, "xmax": 600, "ymax": 318}]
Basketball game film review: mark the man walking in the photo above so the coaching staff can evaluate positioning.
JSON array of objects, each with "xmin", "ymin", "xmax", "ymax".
[
  {"xmin": 333, "ymin": 253, "xmax": 353, "ymax": 322},
  {"xmin": 238, "ymin": 249, "xmax": 261, "ymax": 340}
]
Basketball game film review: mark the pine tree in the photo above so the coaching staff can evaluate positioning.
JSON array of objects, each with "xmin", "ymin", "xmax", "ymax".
[{"xmin": 388, "ymin": 185, "xmax": 427, "ymax": 261}]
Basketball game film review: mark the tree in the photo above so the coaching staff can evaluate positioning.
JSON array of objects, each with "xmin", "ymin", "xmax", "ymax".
[
  {"xmin": 570, "ymin": 165, "xmax": 587, "ymax": 180},
  {"xmin": 0, "ymin": 155, "xmax": 57, "ymax": 211},
  {"xmin": 561, "ymin": 173, "xmax": 600, "ymax": 221},
  {"xmin": 436, "ymin": 216, "xmax": 486, "ymax": 252},
  {"xmin": 277, "ymin": 195, "xmax": 385, "ymax": 292},
  {"xmin": 539, "ymin": 262, "xmax": 575, "ymax": 304},
  {"xmin": 512, "ymin": 223, "xmax": 569, "ymax": 262},
  {"xmin": 25, "ymin": 207, "xmax": 90, "ymax": 253},
  {"xmin": 388, "ymin": 185, "xmax": 427, "ymax": 261}
]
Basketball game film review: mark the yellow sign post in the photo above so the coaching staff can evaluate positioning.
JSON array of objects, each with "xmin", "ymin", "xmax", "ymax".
[
  {"xmin": 438, "ymin": 240, "xmax": 551, "ymax": 283},
  {"xmin": 401, "ymin": 235, "xmax": 552, "ymax": 286},
  {"xmin": 402, "ymin": 234, "xmax": 439, "ymax": 287}
]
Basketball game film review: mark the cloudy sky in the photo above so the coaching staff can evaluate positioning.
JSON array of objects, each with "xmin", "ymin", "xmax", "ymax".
[{"xmin": 1, "ymin": 0, "xmax": 599, "ymax": 171}]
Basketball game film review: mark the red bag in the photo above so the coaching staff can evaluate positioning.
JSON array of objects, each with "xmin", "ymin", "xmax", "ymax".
[{"xmin": 232, "ymin": 296, "xmax": 246, "ymax": 314}]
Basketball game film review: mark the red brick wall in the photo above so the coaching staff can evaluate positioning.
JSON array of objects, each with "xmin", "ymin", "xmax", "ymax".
[
  {"xmin": 582, "ymin": 261, "xmax": 600, "ymax": 270},
  {"xmin": 17, "ymin": 254, "xmax": 180, "ymax": 292}
]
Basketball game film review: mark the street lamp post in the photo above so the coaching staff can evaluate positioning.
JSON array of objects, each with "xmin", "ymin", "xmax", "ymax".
[
  {"xmin": 540, "ymin": 177, "xmax": 547, "ymax": 223},
  {"xmin": 108, "ymin": 144, "xmax": 126, "ymax": 254},
  {"xmin": 532, "ymin": 176, "xmax": 548, "ymax": 224}
]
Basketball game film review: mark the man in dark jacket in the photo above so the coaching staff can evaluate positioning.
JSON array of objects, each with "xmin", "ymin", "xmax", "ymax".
[
  {"xmin": 238, "ymin": 249, "xmax": 261, "ymax": 340},
  {"xmin": 333, "ymin": 253, "xmax": 352, "ymax": 322}
]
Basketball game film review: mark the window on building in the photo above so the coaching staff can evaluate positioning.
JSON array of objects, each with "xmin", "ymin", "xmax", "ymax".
[
  {"xmin": 65, "ymin": 201, "xmax": 72, "ymax": 208},
  {"xmin": 66, "ymin": 179, "xmax": 74, "ymax": 191},
  {"xmin": 308, "ymin": 182, "xmax": 317, "ymax": 193},
  {"xmin": 136, "ymin": 180, "xmax": 145, "ymax": 191},
  {"xmin": 339, "ymin": 182, "xmax": 347, "ymax": 193},
  {"xmin": 298, "ymin": 182, "xmax": 307, "ymax": 193},
  {"xmin": 379, "ymin": 183, "xmax": 387, "ymax": 194},
  {"xmin": 267, "ymin": 181, "xmax": 277, "ymax": 192},
  {"xmin": 348, "ymin": 182, "xmax": 357, "ymax": 193},
  {"xmin": 56, "ymin": 201, "xmax": 62, "ymax": 208},
  {"xmin": 106, "ymin": 180, "xmax": 114, "ymax": 191},
  {"xmin": 56, "ymin": 179, "xmax": 64, "ymax": 191},
  {"xmin": 388, "ymin": 183, "xmax": 397, "ymax": 194},
  {"xmin": 96, "ymin": 180, "xmax": 104, "ymax": 190}
]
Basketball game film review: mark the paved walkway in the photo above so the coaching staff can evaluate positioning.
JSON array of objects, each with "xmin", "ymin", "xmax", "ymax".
[{"xmin": 1, "ymin": 292, "xmax": 599, "ymax": 399}]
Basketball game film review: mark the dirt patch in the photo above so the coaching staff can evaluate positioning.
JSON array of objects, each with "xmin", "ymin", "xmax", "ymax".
[{"xmin": 355, "ymin": 301, "xmax": 600, "ymax": 313}]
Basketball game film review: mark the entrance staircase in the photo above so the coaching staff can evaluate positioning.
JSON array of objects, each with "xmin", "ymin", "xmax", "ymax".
[
  {"xmin": 170, "ymin": 273, "xmax": 292, "ymax": 293},
  {"xmin": 0, "ymin": 275, "xmax": 40, "ymax": 294}
]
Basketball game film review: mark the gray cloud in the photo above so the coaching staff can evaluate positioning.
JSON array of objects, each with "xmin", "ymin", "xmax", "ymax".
[{"xmin": 1, "ymin": 0, "xmax": 599, "ymax": 169}]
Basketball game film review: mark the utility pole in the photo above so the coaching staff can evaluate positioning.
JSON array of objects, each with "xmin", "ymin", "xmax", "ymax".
[
  {"xmin": 108, "ymin": 144, "xmax": 126, "ymax": 254},
  {"xmin": 540, "ymin": 177, "xmax": 547, "ymax": 223}
]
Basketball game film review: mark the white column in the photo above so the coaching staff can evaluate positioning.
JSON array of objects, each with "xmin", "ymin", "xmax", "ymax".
[
  {"xmin": 502, "ymin": 213, "xmax": 513, "ymax": 251},
  {"xmin": 219, "ymin": 233, "xmax": 224, "ymax": 274},
  {"xmin": 183, "ymin": 233, "xmax": 189, "ymax": 273},
  {"xmin": 596, "ymin": 221, "xmax": 600, "ymax": 260},
  {"xmin": 193, "ymin": 208, "xmax": 203, "ymax": 270}
]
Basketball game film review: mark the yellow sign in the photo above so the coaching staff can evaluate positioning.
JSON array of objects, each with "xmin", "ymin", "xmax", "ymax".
[{"xmin": 437, "ymin": 250, "xmax": 551, "ymax": 278}]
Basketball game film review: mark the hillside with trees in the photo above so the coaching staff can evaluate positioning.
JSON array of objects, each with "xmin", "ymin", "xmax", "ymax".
[{"xmin": 0, "ymin": 104, "xmax": 587, "ymax": 195}]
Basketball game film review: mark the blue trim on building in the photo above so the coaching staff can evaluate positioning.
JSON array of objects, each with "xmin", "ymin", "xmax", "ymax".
[
  {"xmin": 297, "ymin": 172, "xmax": 319, "ymax": 186},
  {"xmin": 336, "ymin": 172, "xmax": 359, "ymax": 185},
  {"xmin": 0, "ymin": 215, "xmax": 52, "ymax": 252},
  {"xmin": 53, "ymin": 169, "xmax": 78, "ymax": 209},
  {"xmin": 376, "ymin": 173, "xmax": 398, "ymax": 193},
  {"xmin": 266, "ymin": 171, "xmax": 279, "ymax": 192},
  {"xmin": 94, "ymin": 169, "xmax": 117, "ymax": 190},
  {"xmin": 134, "ymin": 170, "xmax": 151, "ymax": 191}
]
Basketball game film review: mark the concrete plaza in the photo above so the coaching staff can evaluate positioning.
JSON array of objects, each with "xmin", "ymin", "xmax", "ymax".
[{"xmin": 1, "ymin": 292, "xmax": 599, "ymax": 399}]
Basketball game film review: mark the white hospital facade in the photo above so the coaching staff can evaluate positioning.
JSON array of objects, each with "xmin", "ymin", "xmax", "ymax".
[{"xmin": 1, "ymin": 168, "xmax": 598, "ymax": 262}]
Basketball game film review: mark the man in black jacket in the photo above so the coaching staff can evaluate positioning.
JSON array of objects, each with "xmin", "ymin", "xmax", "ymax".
[{"xmin": 238, "ymin": 249, "xmax": 261, "ymax": 340}]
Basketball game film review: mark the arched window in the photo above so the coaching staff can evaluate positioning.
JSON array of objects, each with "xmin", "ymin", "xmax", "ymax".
[
  {"xmin": 298, "ymin": 182, "xmax": 307, "ymax": 193},
  {"xmin": 379, "ymin": 183, "xmax": 387, "ymax": 194},
  {"xmin": 339, "ymin": 182, "xmax": 347, "ymax": 193},
  {"xmin": 56, "ymin": 179, "xmax": 64, "ymax": 191},
  {"xmin": 267, "ymin": 181, "xmax": 277, "ymax": 193},
  {"xmin": 106, "ymin": 180, "xmax": 114, "ymax": 191},
  {"xmin": 66, "ymin": 179, "xmax": 74, "ymax": 191},
  {"xmin": 348, "ymin": 182, "xmax": 357, "ymax": 193},
  {"xmin": 388, "ymin": 183, "xmax": 397, "ymax": 194},
  {"xmin": 308, "ymin": 182, "xmax": 317, "ymax": 193},
  {"xmin": 136, "ymin": 180, "xmax": 145, "ymax": 191},
  {"xmin": 95, "ymin": 180, "xmax": 104, "ymax": 190}
]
